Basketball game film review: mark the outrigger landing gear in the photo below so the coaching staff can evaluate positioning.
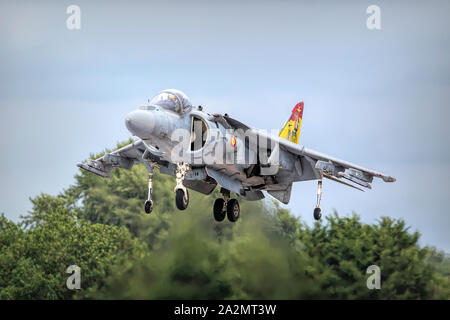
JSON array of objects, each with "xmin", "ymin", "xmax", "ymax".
[
  {"xmin": 174, "ymin": 162, "xmax": 190, "ymax": 210},
  {"xmin": 213, "ymin": 188, "xmax": 240, "ymax": 222},
  {"xmin": 313, "ymin": 179, "xmax": 323, "ymax": 220},
  {"xmin": 144, "ymin": 162, "xmax": 156, "ymax": 214}
]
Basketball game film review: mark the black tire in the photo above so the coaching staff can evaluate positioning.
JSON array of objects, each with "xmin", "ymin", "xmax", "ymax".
[
  {"xmin": 175, "ymin": 189, "xmax": 189, "ymax": 210},
  {"xmin": 144, "ymin": 200, "xmax": 153, "ymax": 214},
  {"xmin": 227, "ymin": 199, "xmax": 240, "ymax": 222},
  {"xmin": 213, "ymin": 198, "xmax": 226, "ymax": 222},
  {"xmin": 313, "ymin": 207, "xmax": 322, "ymax": 220}
]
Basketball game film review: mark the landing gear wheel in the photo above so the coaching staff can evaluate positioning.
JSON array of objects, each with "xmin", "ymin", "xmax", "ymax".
[
  {"xmin": 213, "ymin": 198, "xmax": 226, "ymax": 222},
  {"xmin": 313, "ymin": 207, "xmax": 322, "ymax": 220},
  {"xmin": 175, "ymin": 189, "xmax": 189, "ymax": 210},
  {"xmin": 227, "ymin": 199, "xmax": 240, "ymax": 222},
  {"xmin": 144, "ymin": 200, "xmax": 153, "ymax": 214}
]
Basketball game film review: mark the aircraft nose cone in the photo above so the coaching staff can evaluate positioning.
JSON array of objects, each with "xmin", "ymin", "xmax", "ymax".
[{"xmin": 125, "ymin": 110, "xmax": 155, "ymax": 139}]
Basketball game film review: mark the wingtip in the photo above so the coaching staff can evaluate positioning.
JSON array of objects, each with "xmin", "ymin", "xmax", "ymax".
[{"xmin": 383, "ymin": 176, "xmax": 396, "ymax": 183}]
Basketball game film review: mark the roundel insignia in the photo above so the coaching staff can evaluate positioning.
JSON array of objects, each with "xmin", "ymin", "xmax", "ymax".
[{"xmin": 231, "ymin": 136, "xmax": 236, "ymax": 147}]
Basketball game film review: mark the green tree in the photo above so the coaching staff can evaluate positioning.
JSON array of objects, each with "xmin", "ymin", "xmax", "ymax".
[
  {"xmin": 0, "ymin": 197, "xmax": 147, "ymax": 299},
  {"xmin": 88, "ymin": 198, "xmax": 318, "ymax": 300},
  {"xmin": 298, "ymin": 212, "xmax": 450, "ymax": 299}
]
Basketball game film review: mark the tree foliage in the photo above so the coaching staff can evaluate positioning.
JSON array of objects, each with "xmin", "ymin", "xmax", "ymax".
[
  {"xmin": 0, "ymin": 203, "xmax": 146, "ymax": 299},
  {"xmin": 0, "ymin": 141, "xmax": 448, "ymax": 299}
]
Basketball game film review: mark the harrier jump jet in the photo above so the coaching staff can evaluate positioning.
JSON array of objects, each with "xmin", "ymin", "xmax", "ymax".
[{"xmin": 78, "ymin": 89, "xmax": 395, "ymax": 222}]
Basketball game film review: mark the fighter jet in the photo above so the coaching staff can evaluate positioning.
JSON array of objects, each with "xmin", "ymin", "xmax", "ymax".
[{"xmin": 78, "ymin": 89, "xmax": 395, "ymax": 221}]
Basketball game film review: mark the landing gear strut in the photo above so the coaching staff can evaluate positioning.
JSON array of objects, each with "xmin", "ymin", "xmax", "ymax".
[
  {"xmin": 213, "ymin": 188, "xmax": 240, "ymax": 222},
  {"xmin": 144, "ymin": 162, "xmax": 156, "ymax": 214},
  {"xmin": 174, "ymin": 162, "xmax": 190, "ymax": 210},
  {"xmin": 313, "ymin": 179, "xmax": 323, "ymax": 220}
]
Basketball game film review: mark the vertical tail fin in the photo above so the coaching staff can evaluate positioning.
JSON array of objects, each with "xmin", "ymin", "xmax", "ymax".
[{"xmin": 278, "ymin": 101, "xmax": 304, "ymax": 144}]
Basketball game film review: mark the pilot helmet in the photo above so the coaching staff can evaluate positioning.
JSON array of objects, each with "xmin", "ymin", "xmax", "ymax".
[{"xmin": 149, "ymin": 89, "xmax": 192, "ymax": 113}]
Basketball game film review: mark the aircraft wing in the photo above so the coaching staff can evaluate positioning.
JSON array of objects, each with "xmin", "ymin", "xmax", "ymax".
[
  {"xmin": 222, "ymin": 115, "xmax": 395, "ymax": 190},
  {"xmin": 264, "ymin": 130, "xmax": 395, "ymax": 189},
  {"xmin": 282, "ymin": 140, "xmax": 394, "ymax": 187},
  {"xmin": 77, "ymin": 140, "xmax": 155, "ymax": 178}
]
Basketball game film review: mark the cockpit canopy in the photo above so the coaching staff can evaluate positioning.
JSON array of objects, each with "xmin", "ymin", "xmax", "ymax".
[{"xmin": 149, "ymin": 89, "xmax": 192, "ymax": 113}]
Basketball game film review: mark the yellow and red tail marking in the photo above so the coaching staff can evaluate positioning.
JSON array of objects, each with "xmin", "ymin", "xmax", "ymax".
[{"xmin": 278, "ymin": 101, "xmax": 304, "ymax": 144}]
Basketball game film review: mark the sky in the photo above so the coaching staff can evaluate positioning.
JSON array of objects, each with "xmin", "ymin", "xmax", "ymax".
[{"xmin": 0, "ymin": 0, "xmax": 449, "ymax": 251}]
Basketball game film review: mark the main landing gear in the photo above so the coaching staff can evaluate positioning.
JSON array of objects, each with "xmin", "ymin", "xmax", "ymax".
[
  {"xmin": 313, "ymin": 179, "xmax": 323, "ymax": 220},
  {"xmin": 213, "ymin": 188, "xmax": 240, "ymax": 223}
]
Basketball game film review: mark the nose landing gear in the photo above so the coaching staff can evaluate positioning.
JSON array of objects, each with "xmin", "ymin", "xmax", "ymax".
[
  {"xmin": 174, "ymin": 162, "xmax": 190, "ymax": 210},
  {"xmin": 213, "ymin": 188, "xmax": 240, "ymax": 222},
  {"xmin": 142, "ymin": 161, "xmax": 191, "ymax": 213},
  {"xmin": 175, "ymin": 189, "xmax": 189, "ymax": 210}
]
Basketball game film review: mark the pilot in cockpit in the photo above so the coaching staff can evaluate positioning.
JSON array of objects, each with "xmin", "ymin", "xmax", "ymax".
[{"xmin": 148, "ymin": 89, "xmax": 192, "ymax": 114}]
